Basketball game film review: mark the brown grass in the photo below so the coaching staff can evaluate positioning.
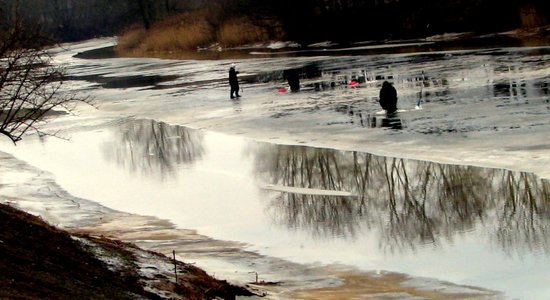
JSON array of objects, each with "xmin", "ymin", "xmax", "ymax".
[
  {"xmin": 218, "ymin": 17, "xmax": 270, "ymax": 47},
  {"xmin": 0, "ymin": 203, "xmax": 253, "ymax": 299},
  {"xmin": 116, "ymin": 11, "xmax": 284, "ymax": 55},
  {"xmin": 117, "ymin": 11, "xmax": 216, "ymax": 53},
  {"xmin": 519, "ymin": 4, "xmax": 547, "ymax": 28},
  {"xmin": 142, "ymin": 23, "xmax": 213, "ymax": 52},
  {"xmin": 116, "ymin": 26, "xmax": 146, "ymax": 51},
  {"xmin": 0, "ymin": 203, "xmax": 146, "ymax": 299}
]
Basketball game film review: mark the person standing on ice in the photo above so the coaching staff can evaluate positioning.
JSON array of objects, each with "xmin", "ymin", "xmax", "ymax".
[
  {"xmin": 284, "ymin": 68, "xmax": 300, "ymax": 92},
  {"xmin": 229, "ymin": 63, "xmax": 240, "ymax": 99},
  {"xmin": 379, "ymin": 81, "xmax": 398, "ymax": 113}
]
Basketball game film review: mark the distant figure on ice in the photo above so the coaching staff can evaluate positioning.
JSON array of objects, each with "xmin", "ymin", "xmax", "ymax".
[
  {"xmin": 229, "ymin": 63, "xmax": 240, "ymax": 99},
  {"xmin": 284, "ymin": 69, "xmax": 300, "ymax": 92},
  {"xmin": 379, "ymin": 81, "xmax": 398, "ymax": 113}
]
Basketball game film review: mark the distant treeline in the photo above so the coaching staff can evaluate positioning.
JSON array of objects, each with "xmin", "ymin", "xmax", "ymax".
[
  {"xmin": 225, "ymin": 0, "xmax": 549, "ymax": 42},
  {"xmin": 0, "ymin": 0, "xmax": 203, "ymax": 41},
  {"xmin": 1, "ymin": 0, "xmax": 548, "ymax": 43}
]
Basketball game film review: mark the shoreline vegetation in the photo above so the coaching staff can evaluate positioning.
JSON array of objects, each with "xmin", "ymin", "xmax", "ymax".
[
  {"xmin": 116, "ymin": 10, "xmax": 285, "ymax": 57},
  {"xmin": 115, "ymin": 10, "xmax": 550, "ymax": 59},
  {"xmin": 0, "ymin": 203, "xmax": 255, "ymax": 299}
]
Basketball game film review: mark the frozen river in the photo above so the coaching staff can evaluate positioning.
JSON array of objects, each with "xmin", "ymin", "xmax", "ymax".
[{"xmin": 1, "ymin": 38, "xmax": 549, "ymax": 299}]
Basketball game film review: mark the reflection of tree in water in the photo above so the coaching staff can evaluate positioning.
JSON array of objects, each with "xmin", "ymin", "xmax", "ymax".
[
  {"xmin": 494, "ymin": 172, "xmax": 550, "ymax": 255},
  {"xmin": 371, "ymin": 160, "xmax": 496, "ymax": 253},
  {"xmin": 260, "ymin": 146, "xmax": 346, "ymax": 191},
  {"xmin": 103, "ymin": 119, "xmax": 204, "ymax": 177},
  {"xmin": 267, "ymin": 194, "xmax": 362, "ymax": 238},
  {"xmin": 256, "ymin": 146, "xmax": 364, "ymax": 238},
  {"xmin": 253, "ymin": 144, "xmax": 550, "ymax": 254}
]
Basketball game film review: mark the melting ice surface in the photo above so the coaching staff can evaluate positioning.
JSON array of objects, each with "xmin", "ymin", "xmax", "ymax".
[
  {"xmin": 2, "ymin": 38, "xmax": 550, "ymax": 298},
  {"xmin": 54, "ymin": 38, "xmax": 550, "ymax": 179},
  {"xmin": 3, "ymin": 119, "xmax": 550, "ymax": 299}
]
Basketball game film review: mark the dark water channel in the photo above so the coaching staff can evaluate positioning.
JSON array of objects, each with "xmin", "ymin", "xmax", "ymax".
[{"xmin": 3, "ymin": 118, "xmax": 549, "ymax": 299}]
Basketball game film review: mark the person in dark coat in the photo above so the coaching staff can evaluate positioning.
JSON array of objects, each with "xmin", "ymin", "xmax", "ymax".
[
  {"xmin": 379, "ymin": 81, "xmax": 398, "ymax": 113},
  {"xmin": 284, "ymin": 68, "xmax": 300, "ymax": 92},
  {"xmin": 229, "ymin": 63, "xmax": 240, "ymax": 99}
]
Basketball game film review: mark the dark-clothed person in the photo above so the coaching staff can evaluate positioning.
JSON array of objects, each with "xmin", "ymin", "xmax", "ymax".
[
  {"xmin": 379, "ymin": 81, "xmax": 398, "ymax": 113},
  {"xmin": 229, "ymin": 64, "xmax": 240, "ymax": 99},
  {"xmin": 284, "ymin": 69, "xmax": 300, "ymax": 92}
]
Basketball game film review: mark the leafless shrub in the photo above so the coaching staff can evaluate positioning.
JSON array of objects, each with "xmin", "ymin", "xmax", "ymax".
[{"xmin": 0, "ymin": 17, "xmax": 93, "ymax": 143}]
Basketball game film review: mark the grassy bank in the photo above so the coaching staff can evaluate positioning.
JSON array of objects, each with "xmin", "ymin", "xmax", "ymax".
[
  {"xmin": 0, "ymin": 203, "xmax": 253, "ymax": 299},
  {"xmin": 116, "ymin": 10, "xmax": 283, "ymax": 56}
]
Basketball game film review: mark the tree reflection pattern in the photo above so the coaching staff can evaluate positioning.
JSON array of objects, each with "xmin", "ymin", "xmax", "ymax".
[
  {"xmin": 253, "ymin": 145, "xmax": 550, "ymax": 255},
  {"xmin": 103, "ymin": 119, "xmax": 204, "ymax": 178}
]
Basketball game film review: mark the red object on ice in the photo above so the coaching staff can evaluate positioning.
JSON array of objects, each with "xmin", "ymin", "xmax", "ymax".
[
  {"xmin": 278, "ymin": 88, "xmax": 288, "ymax": 93},
  {"xmin": 348, "ymin": 80, "xmax": 359, "ymax": 87}
]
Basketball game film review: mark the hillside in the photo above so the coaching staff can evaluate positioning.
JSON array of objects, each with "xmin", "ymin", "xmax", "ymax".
[{"xmin": 0, "ymin": 203, "xmax": 253, "ymax": 299}]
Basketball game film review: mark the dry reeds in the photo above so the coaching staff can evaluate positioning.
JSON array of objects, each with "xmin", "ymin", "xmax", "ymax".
[
  {"xmin": 141, "ymin": 22, "xmax": 214, "ymax": 52},
  {"xmin": 217, "ymin": 17, "xmax": 269, "ymax": 47},
  {"xmin": 116, "ymin": 10, "xmax": 283, "ymax": 55},
  {"xmin": 116, "ymin": 26, "xmax": 146, "ymax": 51},
  {"xmin": 117, "ymin": 11, "xmax": 215, "ymax": 53}
]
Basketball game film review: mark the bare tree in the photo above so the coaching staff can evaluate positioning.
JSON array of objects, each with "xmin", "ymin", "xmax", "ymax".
[{"xmin": 0, "ymin": 13, "xmax": 92, "ymax": 144}]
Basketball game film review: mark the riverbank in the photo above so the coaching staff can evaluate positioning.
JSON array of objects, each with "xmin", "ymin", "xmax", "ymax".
[
  {"xmin": 0, "ymin": 122, "xmax": 507, "ymax": 299},
  {"xmin": 0, "ymin": 142, "xmax": 508, "ymax": 299},
  {"xmin": 0, "ymin": 203, "xmax": 254, "ymax": 299}
]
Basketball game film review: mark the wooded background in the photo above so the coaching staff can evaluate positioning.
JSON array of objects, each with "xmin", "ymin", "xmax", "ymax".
[{"xmin": 1, "ymin": 0, "xmax": 548, "ymax": 43}]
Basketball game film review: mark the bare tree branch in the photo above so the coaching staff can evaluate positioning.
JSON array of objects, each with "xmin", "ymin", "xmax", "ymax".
[{"xmin": 0, "ymin": 13, "xmax": 93, "ymax": 144}]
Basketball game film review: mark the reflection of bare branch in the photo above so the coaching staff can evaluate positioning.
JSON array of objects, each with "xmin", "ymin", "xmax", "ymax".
[
  {"xmin": 103, "ymin": 119, "xmax": 204, "ymax": 178},
  {"xmin": 253, "ymin": 144, "xmax": 550, "ymax": 255},
  {"xmin": 267, "ymin": 193, "xmax": 361, "ymax": 239},
  {"xmin": 494, "ymin": 172, "xmax": 550, "ymax": 256},
  {"xmin": 256, "ymin": 145, "xmax": 346, "ymax": 191}
]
